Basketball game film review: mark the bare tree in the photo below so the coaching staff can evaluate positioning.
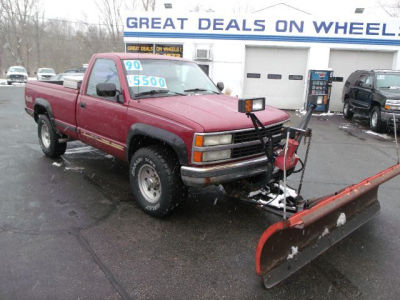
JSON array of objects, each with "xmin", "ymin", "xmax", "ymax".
[
  {"xmin": 96, "ymin": 0, "xmax": 124, "ymax": 51},
  {"xmin": 0, "ymin": 0, "xmax": 39, "ymax": 69},
  {"xmin": 380, "ymin": 0, "xmax": 400, "ymax": 17},
  {"xmin": 141, "ymin": 0, "xmax": 156, "ymax": 11}
]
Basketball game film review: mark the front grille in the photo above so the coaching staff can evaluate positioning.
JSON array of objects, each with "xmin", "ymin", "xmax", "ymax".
[
  {"xmin": 233, "ymin": 124, "xmax": 283, "ymax": 144},
  {"xmin": 232, "ymin": 144, "xmax": 263, "ymax": 158},
  {"xmin": 231, "ymin": 124, "xmax": 284, "ymax": 159},
  {"xmin": 10, "ymin": 75, "xmax": 24, "ymax": 79}
]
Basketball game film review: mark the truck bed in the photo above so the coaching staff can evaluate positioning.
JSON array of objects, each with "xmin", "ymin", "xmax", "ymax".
[{"xmin": 25, "ymin": 80, "xmax": 80, "ymax": 136}]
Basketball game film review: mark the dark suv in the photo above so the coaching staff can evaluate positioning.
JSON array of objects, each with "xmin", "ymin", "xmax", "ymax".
[{"xmin": 342, "ymin": 70, "xmax": 400, "ymax": 132}]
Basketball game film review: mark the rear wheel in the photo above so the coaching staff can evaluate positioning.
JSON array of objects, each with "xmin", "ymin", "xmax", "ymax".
[
  {"xmin": 343, "ymin": 101, "xmax": 353, "ymax": 120},
  {"xmin": 369, "ymin": 106, "xmax": 385, "ymax": 133},
  {"xmin": 37, "ymin": 115, "xmax": 67, "ymax": 158},
  {"xmin": 129, "ymin": 146, "xmax": 186, "ymax": 217}
]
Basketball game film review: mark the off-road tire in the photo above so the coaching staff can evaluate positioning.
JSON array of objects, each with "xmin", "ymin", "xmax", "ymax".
[
  {"xmin": 37, "ymin": 115, "xmax": 67, "ymax": 158},
  {"xmin": 369, "ymin": 106, "xmax": 385, "ymax": 133},
  {"xmin": 130, "ymin": 145, "xmax": 186, "ymax": 217},
  {"xmin": 343, "ymin": 101, "xmax": 353, "ymax": 120}
]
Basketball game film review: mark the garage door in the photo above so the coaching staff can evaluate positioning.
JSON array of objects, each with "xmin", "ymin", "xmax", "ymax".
[
  {"xmin": 329, "ymin": 50, "xmax": 394, "ymax": 111},
  {"xmin": 243, "ymin": 47, "xmax": 308, "ymax": 109}
]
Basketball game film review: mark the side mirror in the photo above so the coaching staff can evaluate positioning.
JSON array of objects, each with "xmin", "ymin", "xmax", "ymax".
[
  {"xmin": 216, "ymin": 82, "xmax": 224, "ymax": 92},
  {"xmin": 97, "ymin": 83, "xmax": 117, "ymax": 97},
  {"xmin": 362, "ymin": 83, "xmax": 372, "ymax": 89}
]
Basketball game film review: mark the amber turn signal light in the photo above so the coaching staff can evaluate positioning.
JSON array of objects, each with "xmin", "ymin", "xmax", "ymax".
[{"xmin": 193, "ymin": 151, "xmax": 203, "ymax": 162}]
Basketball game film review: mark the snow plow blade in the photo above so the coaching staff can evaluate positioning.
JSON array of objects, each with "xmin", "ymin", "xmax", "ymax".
[{"xmin": 256, "ymin": 163, "xmax": 400, "ymax": 288}]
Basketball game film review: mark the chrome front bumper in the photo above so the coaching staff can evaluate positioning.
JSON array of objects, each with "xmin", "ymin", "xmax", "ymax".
[
  {"xmin": 181, "ymin": 156, "xmax": 270, "ymax": 187},
  {"xmin": 381, "ymin": 110, "xmax": 400, "ymax": 125}
]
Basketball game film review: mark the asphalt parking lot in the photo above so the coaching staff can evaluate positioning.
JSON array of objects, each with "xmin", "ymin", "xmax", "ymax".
[{"xmin": 1, "ymin": 86, "xmax": 400, "ymax": 299}]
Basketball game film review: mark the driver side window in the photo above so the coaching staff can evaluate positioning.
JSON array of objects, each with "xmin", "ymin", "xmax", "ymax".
[
  {"xmin": 86, "ymin": 58, "xmax": 121, "ymax": 98},
  {"xmin": 359, "ymin": 74, "xmax": 373, "ymax": 87}
]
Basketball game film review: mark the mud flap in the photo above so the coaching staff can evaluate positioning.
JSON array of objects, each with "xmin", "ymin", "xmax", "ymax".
[{"xmin": 256, "ymin": 163, "xmax": 400, "ymax": 288}]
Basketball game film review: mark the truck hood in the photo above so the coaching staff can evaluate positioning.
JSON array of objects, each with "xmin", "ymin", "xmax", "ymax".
[
  {"xmin": 140, "ymin": 94, "xmax": 290, "ymax": 132},
  {"xmin": 378, "ymin": 88, "xmax": 400, "ymax": 100}
]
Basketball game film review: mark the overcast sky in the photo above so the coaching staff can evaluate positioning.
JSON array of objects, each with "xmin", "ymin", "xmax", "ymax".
[{"xmin": 40, "ymin": 0, "xmax": 392, "ymax": 24}]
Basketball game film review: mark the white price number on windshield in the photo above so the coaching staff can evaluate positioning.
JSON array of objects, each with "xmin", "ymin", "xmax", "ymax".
[
  {"xmin": 124, "ymin": 60, "xmax": 143, "ymax": 71},
  {"xmin": 127, "ymin": 75, "xmax": 168, "ymax": 89}
]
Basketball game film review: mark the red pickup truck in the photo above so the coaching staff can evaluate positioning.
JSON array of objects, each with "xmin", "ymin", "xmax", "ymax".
[{"xmin": 25, "ymin": 53, "xmax": 289, "ymax": 217}]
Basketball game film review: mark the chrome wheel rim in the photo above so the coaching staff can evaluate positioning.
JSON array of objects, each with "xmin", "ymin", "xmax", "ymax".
[
  {"xmin": 138, "ymin": 164, "xmax": 161, "ymax": 203},
  {"xmin": 371, "ymin": 111, "xmax": 378, "ymax": 128},
  {"xmin": 41, "ymin": 123, "xmax": 51, "ymax": 149},
  {"xmin": 344, "ymin": 103, "xmax": 349, "ymax": 115}
]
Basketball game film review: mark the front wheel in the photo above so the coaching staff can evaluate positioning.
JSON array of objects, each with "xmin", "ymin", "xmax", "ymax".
[
  {"xmin": 37, "ymin": 115, "xmax": 67, "ymax": 158},
  {"xmin": 369, "ymin": 106, "xmax": 385, "ymax": 133},
  {"xmin": 130, "ymin": 146, "xmax": 186, "ymax": 217},
  {"xmin": 343, "ymin": 101, "xmax": 353, "ymax": 120}
]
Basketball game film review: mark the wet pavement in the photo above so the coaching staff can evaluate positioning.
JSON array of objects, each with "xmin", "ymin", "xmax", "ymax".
[{"xmin": 1, "ymin": 86, "xmax": 400, "ymax": 299}]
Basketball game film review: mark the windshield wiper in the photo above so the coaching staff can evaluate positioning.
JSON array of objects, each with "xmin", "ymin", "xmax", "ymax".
[
  {"xmin": 135, "ymin": 89, "xmax": 185, "ymax": 98},
  {"xmin": 184, "ymin": 88, "xmax": 219, "ymax": 94}
]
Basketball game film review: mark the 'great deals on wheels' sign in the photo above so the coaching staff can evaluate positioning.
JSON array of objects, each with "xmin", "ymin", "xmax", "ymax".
[{"xmin": 123, "ymin": 13, "xmax": 400, "ymax": 45}]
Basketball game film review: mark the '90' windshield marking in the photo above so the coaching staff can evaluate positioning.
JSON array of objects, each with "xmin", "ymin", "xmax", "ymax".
[{"xmin": 124, "ymin": 60, "xmax": 143, "ymax": 71}]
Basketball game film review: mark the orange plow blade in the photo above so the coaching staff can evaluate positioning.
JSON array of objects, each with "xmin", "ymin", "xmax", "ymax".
[{"xmin": 256, "ymin": 163, "xmax": 400, "ymax": 288}]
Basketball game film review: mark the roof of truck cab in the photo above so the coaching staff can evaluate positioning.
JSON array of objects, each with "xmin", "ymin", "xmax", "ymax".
[{"xmin": 95, "ymin": 53, "xmax": 190, "ymax": 61}]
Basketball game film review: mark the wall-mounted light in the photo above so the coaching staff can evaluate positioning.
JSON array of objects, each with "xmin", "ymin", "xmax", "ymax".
[
  {"xmin": 164, "ymin": 3, "xmax": 172, "ymax": 9},
  {"xmin": 355, "ymin": 8, "xmax": 364, "ymax": 14}
]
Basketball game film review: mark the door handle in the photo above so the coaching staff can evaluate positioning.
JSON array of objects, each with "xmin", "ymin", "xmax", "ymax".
[{"xmin": 80, "ymin": 102, "xmax": 86, "ymax": 108}]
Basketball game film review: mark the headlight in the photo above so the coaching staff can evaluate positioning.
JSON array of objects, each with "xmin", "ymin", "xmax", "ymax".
[
  {"xmin": 202, "ymin": 150, "xmax": 231, "ymax": 162},
  {"xmin": 238, "ymin": 97, "xmax": 265, "ymax": 113},
  {"xmin": 385, "ymin": 99, "xmax": 400, "ymax": 110},
  {"xmin": 194, "ymin": 134, "xmax": 233, "ymax": 147},
  {"xmin": 203, "ymin": 134, "xmax": 232, "ymax": 146}
]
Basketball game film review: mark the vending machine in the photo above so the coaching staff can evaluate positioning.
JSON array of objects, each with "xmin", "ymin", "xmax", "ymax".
[{"xmin": 306, "ymin": 70, "xmax": 333, "ymax": 113}]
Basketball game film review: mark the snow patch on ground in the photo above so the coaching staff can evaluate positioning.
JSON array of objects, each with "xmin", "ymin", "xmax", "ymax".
[
  {"xmin": 339, "ymin": 124, "xmax": 350, "ymax": 129},
  {"xmin": 363, "ymin": 130, "xmax": 391, "ymax": 140},
  {"xmin": 213, "ymin": 197, "xmax": 218, "ymax": 206},
  {"xmin": 287, "ymin": 246, "xmax": 299, "ymax": 260},
  {"xmin": 295, "ymin": 109, "xmax": 307, "ymax": 117},
  {"xmin": 248, "ymin": 188, "xmax": 268, "ymax": 198},
  {"xmin": 52, "ymin": 162, "xmax": 62, "ymax": 167},
  {"xmin": 319, "ymin": 227, "xmax": 330, "ymax": 239},
  {"xmin": 336, "ymin": 213, "xmax": 347, "ymax": 227},
  {"xmin": 65, "ymin": 166, "xmax": 84, "ymax": 172},
  {"xmin": 312, "ymin": 111, "xmax": 343, "ymax": 117}
]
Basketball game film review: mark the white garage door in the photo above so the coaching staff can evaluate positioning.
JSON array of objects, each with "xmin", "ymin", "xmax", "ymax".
[
  {"xmin": 329, "ymin": 50, "xmax": 394, "ymax": 111},
  {"xmin": 243, "ymin": 47, "xmax": 308, "ymax": 109}
]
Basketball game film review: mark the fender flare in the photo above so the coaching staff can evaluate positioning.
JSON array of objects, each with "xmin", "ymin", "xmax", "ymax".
[
  {"xmin": 33, "ymin": 98, "xmax": 60, "ymax": 134},
  {"xmin": 126, "ymin": 123, "xmax": 188, "ymax": 165},
  {"xmin": 34, "ymin": 98, "xmax": 54, "ymax": 121}
]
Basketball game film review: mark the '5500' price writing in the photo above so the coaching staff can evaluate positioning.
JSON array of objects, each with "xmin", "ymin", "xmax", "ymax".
[{"xmin": 127, "ymin": 75, "xmax": 168, "ymax": 89}]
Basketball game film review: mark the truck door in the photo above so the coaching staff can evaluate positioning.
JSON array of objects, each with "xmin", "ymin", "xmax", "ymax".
[
  {"xmin": 354, "ymin": 74, "xmax": 373, "ymax": 110},
  {"xmin": 77, "ymin": 58, "xmax": 127, "ymax": 158}
]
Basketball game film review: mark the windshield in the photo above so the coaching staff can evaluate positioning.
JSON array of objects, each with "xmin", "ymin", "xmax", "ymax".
[
  {"xmin": 376, "ymin": 73, "xmax": 400, "ymax": 89},
  {"xmin": 39, "ymin": 68, "xmax": 55, "ymax": 73},
  {"xmin": 123, "ymin": 59, "xmax": 219, "ymax": 98},
  {"xmin": 9, "ymin": 67, "xmax": 26, "ymax": 73}
]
